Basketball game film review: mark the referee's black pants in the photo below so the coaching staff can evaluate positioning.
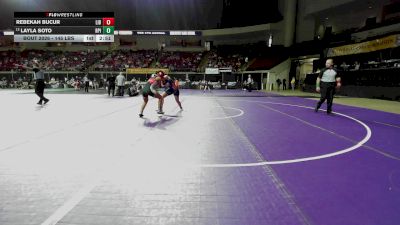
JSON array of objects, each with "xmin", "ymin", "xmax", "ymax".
[
  {"xmin": 35, "ymin": 79, "xmax": 48, "ymax": 103},
  {"xmin": 316, "ymin": 81, "xmax": 336, "ymax": 112}
]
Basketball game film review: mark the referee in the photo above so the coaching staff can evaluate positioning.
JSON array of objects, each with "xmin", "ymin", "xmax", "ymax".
[
  {"xmin": 16, "ymin": 59, "xmax": 49, "ymax": 105},
  {"xmin": 32, "ymin": 60, "xmax": 49, "ymax": 105},
  {"xmin": 315, "ymin": 59, "xmax": 341, "ymax": 114}
]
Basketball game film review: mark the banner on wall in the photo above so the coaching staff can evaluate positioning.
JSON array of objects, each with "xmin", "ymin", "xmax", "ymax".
[
  {"xmin": 327, "ymin": 34, "xmax": 400, "ymax": 57},
  {"xmin": 205, "ymin": 68, "xmax": 219, "ymax": 74},
  {"xmin": 126, "ymin": 68, "xmax": 169, "ymax": 74},
  {"xmin": 219, "ymin": 67, "xmax": 232, "ymax": 73}
]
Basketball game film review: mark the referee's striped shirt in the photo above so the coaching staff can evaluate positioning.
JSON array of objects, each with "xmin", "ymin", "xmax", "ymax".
[{"xmin": 33, "ymin": 69, "xmax": 44, "ymax": 80}]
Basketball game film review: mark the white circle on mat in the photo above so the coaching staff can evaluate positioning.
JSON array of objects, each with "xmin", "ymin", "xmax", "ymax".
[
  {"xmin": 208, "ymin": 106, "xmax": 244, "ymax": 120},
  {"xmin": 196, "ymin": 100, "xmax": 372, "ymax": 167}
]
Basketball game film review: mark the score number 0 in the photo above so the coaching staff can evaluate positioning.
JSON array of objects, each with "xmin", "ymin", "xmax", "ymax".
[{"xmin": 102, "ymin": 18, "xmax": 114, "ymax": 26}]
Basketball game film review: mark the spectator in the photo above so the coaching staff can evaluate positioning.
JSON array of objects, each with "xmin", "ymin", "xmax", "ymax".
[
  {"xmin": 93, "ymin": 77, "xmax": 98, "ymax": 90},
  {"xmin": 203, "ymin": 80, "xmax": 211, "ymax": 93},
  {"xmin": 83, "ymin": 74, "xmax": 90, "ymax": 93},
  {"xmin": 276, "ymin": 78, "xmax": 282, "ymax": 91},
  {"xmin": 246, "ymin": 74, "xmax": 254, "ymax": 92},
  {"xmin": 74, "ymin": 76, "xmax": 80, "ymax": 91},
  {"xmin": 107, "ymin": 74, "xmax": 116, "ymax": 97},
  {"xmin": 291, "ymin": 77, "xmax": 296, "ymax": 91},
  {"xmin": 282, "ymin": 78, "xmax": 287, "ymax": 90},
  {"xmin": 354, "ymin": 61, "xmax": 360, "ymax": 70},
  {"xmin": 341, "ymin": 61, "xmax": 349, "ymax": 71},
  {"xmin": 116, "ymin": 72, "xmax": 126, "ymax": 97}
]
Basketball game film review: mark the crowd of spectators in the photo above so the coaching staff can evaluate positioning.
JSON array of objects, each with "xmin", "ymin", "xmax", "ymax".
[
  {"xmin": 206, "ymin": 50, "xmax": 246, "ymax": 72},
  {"xmin": 92, "ymin": 50, "xmax": 157, "ymax": 71},
  {"xmin": 157, "ymin": 51, "xmax": 203, "ymax": 72},
  {"xmin": 1, "ymin": 49, "xmax": 254, "ymax": 73},
  {"xmin": 0, "ymin": 50, "xmax": 18, "ymax": 71},
  {"xmin": 1, "ymin": 49, "xmax": 251, "ymax": 72},
  {"xmin": 0, "ymin": 50, "xmax": 108, "ymax": 71}
]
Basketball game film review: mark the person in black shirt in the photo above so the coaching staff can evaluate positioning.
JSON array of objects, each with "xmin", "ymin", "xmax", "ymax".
[
  {"xmin": 106, "ymin": 75, "xmax": 116, "ymax": 97},
  {"xmin": 282, "ymin": 78, "xmax": 287, "ymax": 90},
  {"xmin": 276, "ymin": 78, "xmax": 282, "ymax": 91}
]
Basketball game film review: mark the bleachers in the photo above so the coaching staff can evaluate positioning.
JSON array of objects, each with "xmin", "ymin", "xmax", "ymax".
[
  {"xmin": 158, "ymin": 51, "xmax": 203, "ymax": 72},
  {"xmin": 92, "ymin": 50, "xmax": 157, "ymax": 71},
  {"xmin": 0, "ymin": 50, "xmax": 108, "ymax": 71},
  {"xmin": 206, "ymin": 50, "xmax": 245, "ymax": 72}
]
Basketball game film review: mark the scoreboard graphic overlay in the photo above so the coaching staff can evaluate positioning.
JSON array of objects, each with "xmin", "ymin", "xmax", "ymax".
[{"xmin": 14, "ymin": 12, "xmax": 114, "ymax": 42}]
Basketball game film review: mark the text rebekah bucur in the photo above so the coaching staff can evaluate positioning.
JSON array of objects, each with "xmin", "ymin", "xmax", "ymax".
[{"xmin": 15, "ymin": 20, "xmax": 61, "ymax": 25}]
